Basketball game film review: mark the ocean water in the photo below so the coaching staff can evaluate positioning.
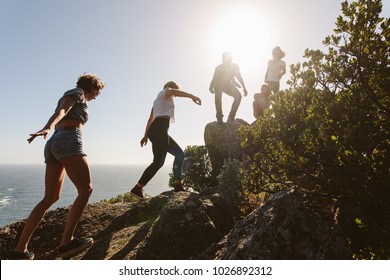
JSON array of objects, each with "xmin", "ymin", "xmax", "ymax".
[{"xmin": 0, "ymin": 164, "xmax": 171, "ymax": 227}]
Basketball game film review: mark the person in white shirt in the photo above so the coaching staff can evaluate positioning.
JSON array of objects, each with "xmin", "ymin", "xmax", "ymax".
[
  {"xmin": 265, "ymin": 47, "xmax": 286, "ymax": 94},
  {"xmin": 130, "ymin": 81, "xmax": 201, "ymax": 200}
]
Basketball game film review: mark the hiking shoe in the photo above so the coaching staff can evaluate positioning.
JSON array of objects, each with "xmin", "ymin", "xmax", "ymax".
[
  {"xmin": 58, "ymin": 237, "xmax": 93, "ymax": 259},
  {"xmin": 173, "ymin": 182, "xmax": 185, "ymax": 192},
  {"xmin": 130, "ymin": 185, "xmax": 145, "ymax": 200},
  {"xmin": 8, "ymin": 250, "xmax": 34, "ymax": 260}
]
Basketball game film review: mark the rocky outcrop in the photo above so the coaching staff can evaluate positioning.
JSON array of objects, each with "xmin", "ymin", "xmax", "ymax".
[
  {"xmin": 204, "ymin": 120, "xmax": 247, "ymax": 174},
  {"xmin": 0, "ymin": 188, "xmax": 235, "ymax": 260},
  {"xmin": 197, "ymin": 188, "xmax": 352, "ymax": 259},
  {"xmin": 0, "ymin": 186, "xmax": 354, "ymax": 260}
]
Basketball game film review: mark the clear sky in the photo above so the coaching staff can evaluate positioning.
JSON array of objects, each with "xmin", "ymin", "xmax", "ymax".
[{"xmin": 1, "ymin": 0, "xmax": 389, "ymax": 165}]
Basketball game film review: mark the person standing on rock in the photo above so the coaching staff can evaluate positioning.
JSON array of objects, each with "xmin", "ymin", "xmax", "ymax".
[
  {"xmin": 209, "ymin": 51, "xmax": 248, "ymax": 123},
  {"xmin": 9, "ymin": 74, "xmax": 105, "ymax": 260},
  {"xmin": 264, "ymin": 46, "xmax": 286, "ymax": 94},
  {"xmin": 130, "ymin": 81, "xmax": 202, "ymax": 200}
]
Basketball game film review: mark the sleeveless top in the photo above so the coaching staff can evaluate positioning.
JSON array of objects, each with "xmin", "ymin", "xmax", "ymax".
[
  {"xmin": 55, "ymin": 88, "xmax": 88, "ymax": 124},
  {"xmin": 265, "ymin": 59, "xmax": 286, "ymax": 82},
  {"xmin": 152, "ymin": 88, "xmax": 175, "ymax": 123}
]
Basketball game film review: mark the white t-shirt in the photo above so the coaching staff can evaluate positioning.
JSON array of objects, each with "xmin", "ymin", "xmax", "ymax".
[
  {"xmin": 153, "ymin": 88, "xmax": 175, "ymax": 123},
  {"xmin": 265, "ymin": 59, "xmax": 286, "ymax": 82}
]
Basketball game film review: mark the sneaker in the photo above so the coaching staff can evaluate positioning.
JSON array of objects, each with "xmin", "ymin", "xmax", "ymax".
[
  {"xmin": 58, "ymin": 237, "xmax": 93, "ymax": 259},
  {"xmin": 173, "ymin": 182, "xmax": 185, "ymax": 192},
  {"xmin": 130, "ymin": 185, "xmax": 145, "ymax": 200},
  {"xmin": 8, "ymin": 250, "xmax": 34, "ymax": 260}
]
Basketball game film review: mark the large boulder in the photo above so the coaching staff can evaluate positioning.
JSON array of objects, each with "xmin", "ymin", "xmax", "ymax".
[
  {"xmin": 197, "ymin": 188, "xmax": 352, "ymax": 259},
  {"xmin": 135, "ymin": 192, "xmax": 221, "ymax": 259},
  {"xmin": 204, "ymin": 120, "xmax": 247, "ymax": 175}
]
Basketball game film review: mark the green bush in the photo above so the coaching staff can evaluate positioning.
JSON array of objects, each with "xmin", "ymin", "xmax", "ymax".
[
  {"xmin": 217, "ymin": 158, "xmax": 277, "ymax": 218},
  {"xmin": 239, "ymin": 0, "xmax": 389, "ymax": 259},
  {"xmin": 169, "ymin": 145, "xmax": 217, "ymax": 192}
]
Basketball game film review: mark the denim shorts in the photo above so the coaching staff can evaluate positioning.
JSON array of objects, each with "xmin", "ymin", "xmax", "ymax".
[{"xmin": 44, "ymin": 128, "xmax": 87, "ymax": 163}]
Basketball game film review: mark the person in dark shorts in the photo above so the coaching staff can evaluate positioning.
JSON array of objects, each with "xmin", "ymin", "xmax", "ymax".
[
  {"xmin": 209, "ymin": 52, "xmax": 248, "ymax": 123},
  {"xmin": 130, "ymin": 81, "xmax": 201, "ymax": 200},
  {"xmin": 9, "ymin": 73, "xmax": 105, "ymax": 260}
]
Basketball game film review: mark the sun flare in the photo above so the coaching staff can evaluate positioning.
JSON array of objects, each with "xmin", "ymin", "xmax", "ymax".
[{"xmin": 211, "ymin": 8, "xmax": 274, "ymax": 71}]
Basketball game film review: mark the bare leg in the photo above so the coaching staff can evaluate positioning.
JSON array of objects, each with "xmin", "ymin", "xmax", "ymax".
[
  {"xmin": 59, "ymin": 155, "xmax": 92, "ymax": 246},
  {"xmin": 14, "ymin": 163, "xmax": 65, "ymax": 253}
]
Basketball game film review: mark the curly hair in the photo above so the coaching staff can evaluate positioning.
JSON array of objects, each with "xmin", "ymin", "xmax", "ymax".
[
  {"xmin": 76, "ymin": 73, "xmax": 105, "ymax": 92},
  {"xmin": 272, "ymin": 46, "xmax": 286, "ymax": 59}
]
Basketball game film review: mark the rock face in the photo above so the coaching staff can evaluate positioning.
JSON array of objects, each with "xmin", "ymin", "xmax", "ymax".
[
  {"xmin": 135, "ymin": 192, "xmax": 223, "ymax": 259},
  {"xmin": 0, "ymin": 187, "xmax": 353, "ymax": 260},
  {"xmin": 204, "ymin": 121, "xmax": 245, "ymax": 174},
  {"xmin": 0, "ymin": 189, "xmax": 234, "ymax": 260},
  {"xmin": 197, "ymin": 188, "xmax": 352, "ymax": 259}
]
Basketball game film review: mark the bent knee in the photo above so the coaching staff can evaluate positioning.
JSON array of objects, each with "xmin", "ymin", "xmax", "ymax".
[
  {"xmin": 43, "ymin": 196, "xmax": 60, "ymax": 206},
  {"xmin": 153, "ymin": 159, "xmax": 166, "ymax": 169},
  {"xmin": 86, "ymin": 185, "xmax": 93, "ymax": 197},
  {"xmin": 78, "ymin": 184, "xmax": 93, "ymax": 197}
]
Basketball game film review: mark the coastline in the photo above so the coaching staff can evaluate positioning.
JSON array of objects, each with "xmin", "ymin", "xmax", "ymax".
[{"xmin": 0, "ymin": 164, "xmax": 171, "ymax": 227}]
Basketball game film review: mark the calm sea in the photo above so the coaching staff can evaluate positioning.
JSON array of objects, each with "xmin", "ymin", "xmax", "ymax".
[{"xmin": 0, "ymin": 164, "xmax": 171, "ymax": 227}]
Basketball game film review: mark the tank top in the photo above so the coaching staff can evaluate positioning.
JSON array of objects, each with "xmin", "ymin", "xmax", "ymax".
[{"xmin": 152, "ymin": 88, "xmax": 175, "ymax": 123}]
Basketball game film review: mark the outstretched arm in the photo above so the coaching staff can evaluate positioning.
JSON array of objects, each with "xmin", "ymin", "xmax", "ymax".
[
  {"xmin": 28, "ymin": 96, "xmax": 76, "ymax": 143},
  {"xmin": 140, "ymin": 108, "xmax": 154, "ymax": 147},
  {"xmin": 166, "ymin": 89, "xmax": 202, "ymax": 105}
]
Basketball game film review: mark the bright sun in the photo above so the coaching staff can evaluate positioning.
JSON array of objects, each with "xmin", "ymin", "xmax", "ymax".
[{"xmin": 212, "ymin": 8, "xmax": 274, "ymax": 71}]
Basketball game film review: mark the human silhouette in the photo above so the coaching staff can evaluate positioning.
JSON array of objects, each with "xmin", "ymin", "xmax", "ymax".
[
  {"xmin": 10, "ymin": 74, "xmax": 105, "ymax": 260},
  {"xmin": 253, "ymin": 83, "xmax": 271, "ymax": 119},
  {"xmin": 209, "ymin": 52, "xmax": 248, "ymax": 123},
  {"xmin": 130, "ymin": 81, "xmax": 202, "ymax": 200},
  {"xmin": 265, "ymin": 46, "xmax": 286, "ymax": 94}
]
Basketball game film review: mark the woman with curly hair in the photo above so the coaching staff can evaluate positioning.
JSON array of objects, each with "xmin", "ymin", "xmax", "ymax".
[
  {"xmin": 265, "ymin": 46, "xmax": 286, "ymax": 94},
  {"xmin": 10, "ymin": 73, "xmax": 105, "ymax": 260}
]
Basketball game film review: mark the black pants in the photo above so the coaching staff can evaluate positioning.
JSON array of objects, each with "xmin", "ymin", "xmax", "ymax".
[{"xmin": 138, "ymin": 118, "xmax": 185, "ymax": 186}]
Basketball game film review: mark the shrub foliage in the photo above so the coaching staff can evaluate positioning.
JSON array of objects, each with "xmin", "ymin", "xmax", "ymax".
[{"xmin": 239, "ymin": 0, "xmax": 389, "ymax": 259}]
